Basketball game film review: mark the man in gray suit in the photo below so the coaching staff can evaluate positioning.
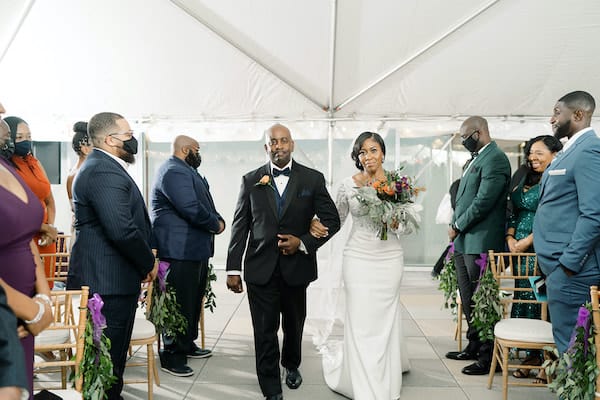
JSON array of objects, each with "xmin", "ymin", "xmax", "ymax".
[
  {"xmin": 445, "ymin": 116, "xmax": 511, "ymax": 375},
  {"xmin": 533, "ymin": 91, "xmax": 600, "ymax": 353},
  {"xmin": 70, "ymin": 112, "xmax": 157, "ymax": 399}
]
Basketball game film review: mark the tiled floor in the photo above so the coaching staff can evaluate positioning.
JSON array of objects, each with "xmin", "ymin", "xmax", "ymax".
[{"xmin": 37, "ymin": 270, "xmax": 556, "ymax": 399}]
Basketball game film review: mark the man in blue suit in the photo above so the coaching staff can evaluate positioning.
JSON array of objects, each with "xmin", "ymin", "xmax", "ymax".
[
  {"xmin": 151, "ymin": 135, "xmax": 225, "ymax": 376},
  {"xmin": 533, "ymin": 91, "xmax": 600, "ymax": 353},
  {"xmin": 70, "ymin": 112, "xmax": 157, "ymax": 400}
]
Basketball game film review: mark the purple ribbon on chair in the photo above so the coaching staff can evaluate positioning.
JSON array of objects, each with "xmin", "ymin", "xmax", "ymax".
[
  {"xmin": 474, "ymin": 252, "xmax": 489, "ymax": 292},
  {"xmin": 157, "ymin": 260, "xmax": 170, "ymax": 293},
  {"xmin": 445, "ymin": 242, "xmax": 455, "ymax": 262},
  {"xmin": 88, "ymin": 293, "xmax": 107, "ymax": 347}
]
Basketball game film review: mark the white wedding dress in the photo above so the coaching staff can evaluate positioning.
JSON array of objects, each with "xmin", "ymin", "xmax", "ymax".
[{"xmin": 319, "ymin": 177, "xmax": 410, "ymax": 400}]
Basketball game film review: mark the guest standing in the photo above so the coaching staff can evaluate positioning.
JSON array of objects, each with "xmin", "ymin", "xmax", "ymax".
[
  {"xmin": 69, "ymin": 112, "xmax": 157, "ymax": 399},
  {"xmin": 151, "ymin": 135, "xmax": 225, "ymax": 376},
  {"xmin": 533, "ymin": 90, "xmax": 600, "ymax": 354},
  {"xmin": 445, "ymin": 116, "xmax": 511, "ymax": 375}
]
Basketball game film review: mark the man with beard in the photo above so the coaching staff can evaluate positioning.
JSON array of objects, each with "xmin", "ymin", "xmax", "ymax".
[
  {"xmin": 226, "ymin": 124, "xmax": 340, "ymax": 400},
  {"xmin": 150, "ymin": 135, "xmax": 225, "ymax": 376},
  {"xmin": 445, "ymin": 116, "xmax": 511, "ymax": 375},
  {"xmin": 533, "ymin": 91, "xmax": 600, "ymax": 354},
  {"xmin": 69, "ymin": 112, "xmax": 157, "ymax": 400}
]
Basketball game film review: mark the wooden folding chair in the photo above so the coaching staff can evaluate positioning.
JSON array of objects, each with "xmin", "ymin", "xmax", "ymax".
[{"xmin": 486, "ymin": 251, "xmax": 555, "ymax": 400}]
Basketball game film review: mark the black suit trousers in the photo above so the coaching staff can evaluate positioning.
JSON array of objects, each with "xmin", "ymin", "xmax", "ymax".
[
  {"xmin": 163, "ymin": 259, "xmax": 208, "ymax": 360},
  {"xmin": 102, "ymin": 294, "xmax": 139, "ymax": 400},
  {"xmin": 455, "ymin": 252, "xmax": 492, "ymax": 365},
  {"xmin": 246, "ymin": 263, "xmax": 307, "ymax": 397}
]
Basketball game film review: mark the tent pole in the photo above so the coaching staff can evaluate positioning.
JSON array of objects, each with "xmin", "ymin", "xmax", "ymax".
[
  {"xmin": 327, "ymin": 0, "xmax": 338, "ymax": 187},
  {"xmin": 169, "ymin": 0, "xmax": 325, "ymax": 112},
  {"xmin": 0, "ymin": 0, "xmax": 36, "ymax": 64},
  {"xmin": 334, "ymin": 0, "xmax": 500, "ymax": 112}
]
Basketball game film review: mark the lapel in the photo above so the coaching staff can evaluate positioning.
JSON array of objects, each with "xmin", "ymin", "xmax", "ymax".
[
  {"xmin": 279, "ymin": 161, "xmax": 300, "ymax": 219},
  {"xmin": 456, "ymin": 142, "xmax": 497, "ymax": 200},
  {"xmin": 260, "ymin": 163, "xmax": 279, "ymax": 217}
]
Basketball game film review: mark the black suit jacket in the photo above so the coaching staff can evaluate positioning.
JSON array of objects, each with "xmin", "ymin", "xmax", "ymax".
[
  {"xmin": 226, "ymin": 161, "xmax": 340, "ymax": 286},
  {"xmin": 70, "ymin": 149, "xmax": 154, "ymax": 295}
]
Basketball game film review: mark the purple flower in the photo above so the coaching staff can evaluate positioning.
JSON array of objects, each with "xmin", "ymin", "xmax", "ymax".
[
  {"xmin": 87, "ymin": 293, "xmax": 107, "ymax": 347},
  {"xmin": 567, "ymin": 306, "xmax": 592, "ymax": 355},
  {"xmin": 157, "ymin": 260, "xmax": 170, "ymax": 293},
  {"xmin": 445, "ymin": 242, "xmax": 455, "ymax": 262},
  {"xmin": 474, "ymin": 253, "xmax": 488, "ymax": 291}
]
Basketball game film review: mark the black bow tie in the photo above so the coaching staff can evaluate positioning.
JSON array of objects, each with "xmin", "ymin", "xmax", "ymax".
[{"xmin": 272, "ymin": 167, "xmax": 290, "ymax": 177}]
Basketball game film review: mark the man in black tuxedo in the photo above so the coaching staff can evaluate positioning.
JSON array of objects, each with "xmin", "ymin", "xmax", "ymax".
[
  {"xmin": 151, "ymin": 135, "xmax": 225, "ymax": 376},
  {"xmin": 226, "ymin": 124, "xmax": 340, "ymax": 400},
  {"xmin": 69, "ymin": 112, "xmax": 157, "ymax": 399}
]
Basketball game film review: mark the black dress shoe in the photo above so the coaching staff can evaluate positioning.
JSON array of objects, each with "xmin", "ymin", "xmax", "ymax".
[
  {"xmin": 265, "ymin": 394, "xmax": 283, "ymax": 400},
  {"xmin": 187, "ymin": 347, "xmax": 212, "ymax": 359},
  {"xmin": 285, "ymin": 368, "xmax": 302, "ymax": 389},
  {"xmin": 160, "ymin": 364, "xmax": 194, "ymax": 377},
  {"xmin": 461, "ymin": 361, "xmax": 492, "ymax": 375},
  {"xmin": 445, "ymin": 350, "xmax": 477, "ymax": 361}
]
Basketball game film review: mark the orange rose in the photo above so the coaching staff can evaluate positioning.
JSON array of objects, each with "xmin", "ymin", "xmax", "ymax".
[
  {"xmin": 259, "ymin": 175, "xmax": 270, "ymax": 185},
  {"xmin": 383, "ymin": 185, "xmax": 395, "ymax": 196}
]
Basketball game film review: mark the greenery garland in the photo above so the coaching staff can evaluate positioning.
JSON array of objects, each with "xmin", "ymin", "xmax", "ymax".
[
  {"xmin": 147, "ymin": 261, "xmax": 187, "ymax": 338},
  {"xmin": 471, "ymin": 254, "xmax": 502, "ymax": 342},
  {"xmin": 544, "ymin": 304, "xmax": 599, "ymax": 400},
  {"xmin": 437, "ymin": 243, "xmax": 459, "ymax": 319},
  {"xmin": 204, "ymin": 263, "xmax": 217, "ymax": 313},
  {"xmin": 77, "ymin": 294, "xmax": 116, "ymax": 400}
]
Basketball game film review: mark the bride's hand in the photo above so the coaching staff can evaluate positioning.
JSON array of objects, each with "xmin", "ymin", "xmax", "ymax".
[{"xmin": 309, "ymin": 219, "xmax": 329, "ymax": 238}]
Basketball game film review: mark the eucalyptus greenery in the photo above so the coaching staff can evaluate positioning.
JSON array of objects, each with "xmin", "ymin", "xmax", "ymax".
[
  {"xmin": 148, "ymin": 281, "xmax": 187, "ymax": 338},
  {"xmin": 437, "ymin": 244, "xmax": 459, "ymax": 319},
  {"xmin": 544, "ymin": 304, "xmax": 599, "ymax": 400},
  {"xmin": 204, "ymin": 263, "xmax": 217, "ymax": 313},
  {"xmin": 77, "ymin": 313, "xmax": 116, "ymax": 400},
  {"xmin": 471, "ymin": 258, "xmax": 501, "ymax": 342}
]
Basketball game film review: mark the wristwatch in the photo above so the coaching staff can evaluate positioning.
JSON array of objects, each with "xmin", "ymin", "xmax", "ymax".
[{"xmin": 450, "ymin": 222, "xmax": 460, "ymax": 233}]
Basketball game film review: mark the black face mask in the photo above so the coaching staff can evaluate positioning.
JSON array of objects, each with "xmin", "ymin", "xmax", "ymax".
[
  {"xmin": 121, "ymin": 137, "xmax": 138, "ymax": 155},
  {"xmin": 185, "ymin": 151, "xmax": 202, "ymax": 169},
  {"xmin": 0, "ymin": 137, "xmax": 15, "ymax": 160},
  {"xmin": 462, "ymin": 131, "xmax": 479, "ymax": 153}
]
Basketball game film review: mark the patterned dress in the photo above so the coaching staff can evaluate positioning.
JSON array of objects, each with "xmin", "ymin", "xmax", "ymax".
[{"xmin": 508, "ymin": 181, "xmax": 541, "ymax": 319}]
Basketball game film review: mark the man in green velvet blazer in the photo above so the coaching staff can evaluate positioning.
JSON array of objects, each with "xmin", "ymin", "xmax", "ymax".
[{"xmin": 445, "ymin": 116, "xmax": 511, "ymax": 375}]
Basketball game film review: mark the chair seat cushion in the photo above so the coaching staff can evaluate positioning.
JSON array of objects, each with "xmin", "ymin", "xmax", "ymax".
[
  {"xmin": 494, "ymin": 318, "xmax": 554, "ymax": 343},
  {"xmin": 36, "ymin": 323, "xmax": 70, "ymax": 345},
  {"xmin": 131, "ymin": 317, "xmax": 156, "ymax": 340}
]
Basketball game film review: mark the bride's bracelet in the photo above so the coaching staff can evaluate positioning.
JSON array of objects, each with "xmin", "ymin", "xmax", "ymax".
[
  {"xmin": 34, "ymin": 293, "xmax": 52, "ymax": 308},
  {"xmin": 24, "ymin": 301, "xmax": 45, "ymax": 325}
]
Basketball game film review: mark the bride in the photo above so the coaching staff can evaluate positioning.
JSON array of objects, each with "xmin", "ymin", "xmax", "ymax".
[{"xmin": 310, "ymin": 131, "xmax": 413, "ymax": 400}]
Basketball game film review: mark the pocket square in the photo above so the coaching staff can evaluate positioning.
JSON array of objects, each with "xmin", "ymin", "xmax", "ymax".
[
  {"xmin": 548, "ymin": 169, "xmax": 566, "ymax": 176},
  {"xmin": 297, "ymin": 189, "xmax": 313, "ymax": 198}
]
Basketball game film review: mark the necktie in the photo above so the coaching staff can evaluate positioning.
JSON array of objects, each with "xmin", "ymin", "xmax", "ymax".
[{"xmin": 272, "ymin": 167, "xmax": 290, "ymax": 177}]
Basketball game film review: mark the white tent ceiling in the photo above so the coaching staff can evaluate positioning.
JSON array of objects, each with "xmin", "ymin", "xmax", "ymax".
[{"xmin": 0, "ymin": 0, "xmax": 599, "ymax": 141}]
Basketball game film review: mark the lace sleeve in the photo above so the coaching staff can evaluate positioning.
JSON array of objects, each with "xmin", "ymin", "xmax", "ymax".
[{"xmin": 335, "ymin": 182, "xmax": 350, "ymax": 227}]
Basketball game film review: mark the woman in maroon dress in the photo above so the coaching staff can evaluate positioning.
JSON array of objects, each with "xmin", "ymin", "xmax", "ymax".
[{"xmin": 0, "ymin": 118, "xmax": 53, "ymax": 399}]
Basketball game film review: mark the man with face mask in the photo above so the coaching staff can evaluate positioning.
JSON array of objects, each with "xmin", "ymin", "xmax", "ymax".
[
  {"xmin": 68, "ymin": 112, "xmax": 157, "ymax": 400},
  {"xmin": 445, "ymin": 116, "xmax": 511, "ymax": 375},
  {"xmin": 533, "ymin": 91, "xmax": 600, "ymax": 354},
  {"xmin": 150, "ymin": 135, "xmax": 225, "ymax": 376}
]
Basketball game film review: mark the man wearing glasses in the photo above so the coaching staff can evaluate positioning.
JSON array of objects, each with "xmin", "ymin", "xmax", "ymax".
[
  {"xmin": 69, "ymin": 112, "xmax": 157, "ymax": 400},
  {"xmin": 445, "ymin": 116, "xmax": 511, "ymax": 375}
]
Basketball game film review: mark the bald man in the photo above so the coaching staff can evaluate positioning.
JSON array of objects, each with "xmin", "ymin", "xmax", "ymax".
[
  {"xmin": 446, "ymin": 116, "xmax": 511, "ymax": 375},
  {"xmin": 150, "ymin": 135, "xmax": 225, "ymax": 376}
]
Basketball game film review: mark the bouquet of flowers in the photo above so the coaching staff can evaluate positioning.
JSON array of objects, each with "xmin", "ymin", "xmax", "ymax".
[
  {"xmin": 544, "ymin": 304, "xmax": 599, "ymax": 400},
  {"xmin": 353, "ymin": 168, "xmax": 424, "ymax": 240},
  {"xmin": 78, "ymin": 293, "xmax": 116, "ymax": 399}
]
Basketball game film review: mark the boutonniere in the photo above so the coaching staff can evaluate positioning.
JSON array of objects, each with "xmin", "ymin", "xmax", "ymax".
[{"xmin": 255, "ymin": 174, "xmax": 275, "ymax": 190}]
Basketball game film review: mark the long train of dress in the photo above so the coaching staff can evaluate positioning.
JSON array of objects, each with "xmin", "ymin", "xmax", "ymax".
[{"xmin": 319, "ymin": 177, "xmax": 410, "ymax": 400}]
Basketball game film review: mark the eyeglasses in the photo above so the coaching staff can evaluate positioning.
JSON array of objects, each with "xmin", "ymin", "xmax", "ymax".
[{"xmin": 461, "ymin": 130, "xmax": 479, "ymax": 142}]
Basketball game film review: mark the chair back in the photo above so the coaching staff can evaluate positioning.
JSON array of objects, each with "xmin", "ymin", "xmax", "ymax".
[
  {"xmin": 40, "ymin": 252, "xmax": 71, "ymax": 285},
  {"xmin": 34, "ymin": 286, "xmax": 89, "ymax": 392},
  {"xmin": 590, "ymin": 285, "xmax": 600, "ymax": 400},
  {"xmin": 488, "ymin": 251, "xmax": 547, "ymax": 320}
]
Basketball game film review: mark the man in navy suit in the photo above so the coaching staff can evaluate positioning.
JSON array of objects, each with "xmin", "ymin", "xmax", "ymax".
[
  {"xmin": 151, "ymin": 135, "xmax": 225, "ymax": 376},
  {"xmin": 533, "ymin": 91, "xmax": 600, "ymax": 353},
  {"xmin": 69, "ymin": 112, "xmax": 157, "ymax": 400},
  {"xmin": 226, "ymin": 124, "xmax": 340, "ymax": 400}
]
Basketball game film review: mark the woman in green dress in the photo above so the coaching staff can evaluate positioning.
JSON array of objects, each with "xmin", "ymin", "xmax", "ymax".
[{"xmin": 506, "ymin": 135, "xmax": 562, "ymax": 378}]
